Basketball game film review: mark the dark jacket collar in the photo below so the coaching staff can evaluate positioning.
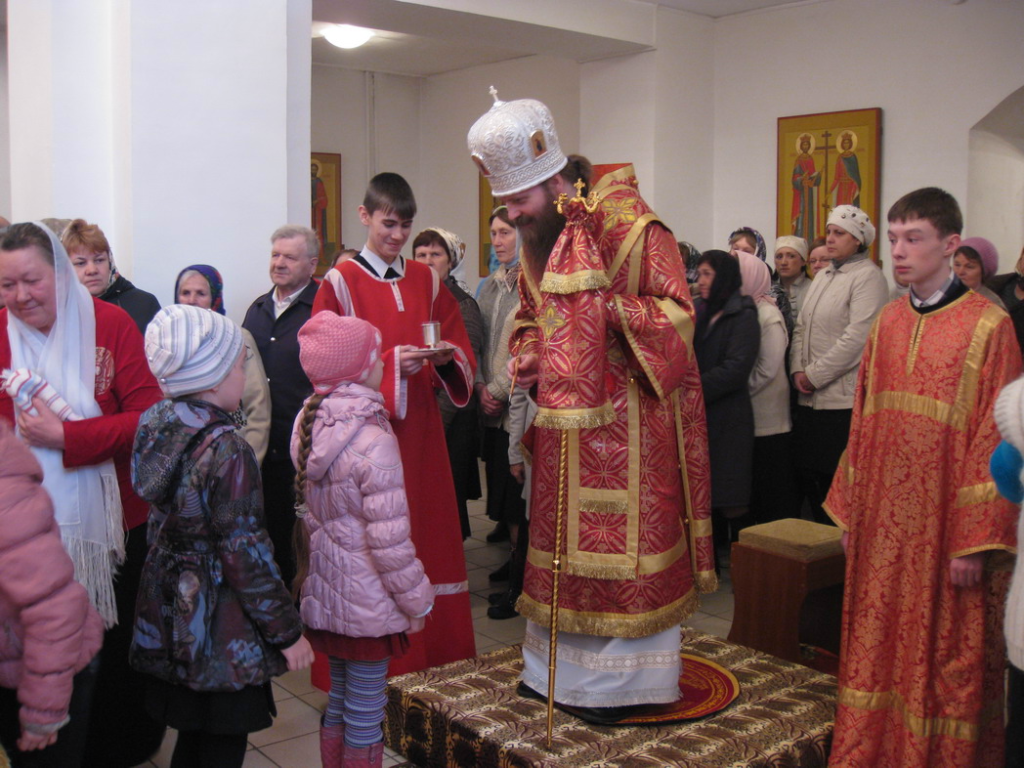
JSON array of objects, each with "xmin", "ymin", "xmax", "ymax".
[{"xmin": 254, "ymin": 279, "xmax": 319, "ymax": 315}]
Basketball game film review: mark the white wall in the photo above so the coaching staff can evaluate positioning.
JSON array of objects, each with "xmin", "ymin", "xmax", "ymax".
[
  {"xmin": 0, "ymin": 29, "xmax": 11, "ymax": 220},
  {"xmin": 712, "ymin": 0, "xmax": 1024, "ymax": 263},
  {"xmin": 579, "ymin": 6, "xmax": 715, "ymax": 249},
  {"xmin": 311, "ymin": 67, "xmax": 422, "ymax": 257},
  {"xmin": 128, "ymin": 1, "xmax": 311, "ymax": 323},
  {"xmin": 967, "ymin": 128, "xmax": 1024, "ymax": 272}
]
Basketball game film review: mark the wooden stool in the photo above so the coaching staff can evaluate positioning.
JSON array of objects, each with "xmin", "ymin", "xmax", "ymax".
[{"xmin": 727, "ymin": 518, "xmax": 845, "ymax": 664}]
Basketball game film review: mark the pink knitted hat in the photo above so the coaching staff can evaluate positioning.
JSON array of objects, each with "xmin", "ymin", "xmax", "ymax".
[
  {"xmin": 958, "ymin": 237, "xmax": 999, "ymax": 280},
  {"xmin": 298, "ymin": 313, "xmax": 383, "ymax": 394}
]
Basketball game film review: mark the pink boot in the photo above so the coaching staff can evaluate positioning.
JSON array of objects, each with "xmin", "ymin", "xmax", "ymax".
[
  {"xmin": 320, "ymin": 722, "xmax": 345, "ymax": 767},
  {"xmin": 343, "ymin": 741, "xmax": 384, "ymax": 768}
]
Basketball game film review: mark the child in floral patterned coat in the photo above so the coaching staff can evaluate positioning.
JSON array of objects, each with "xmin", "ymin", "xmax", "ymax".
[{"xmin": 130, "ymin": 305, "xmax": 312, "ymax": 768}]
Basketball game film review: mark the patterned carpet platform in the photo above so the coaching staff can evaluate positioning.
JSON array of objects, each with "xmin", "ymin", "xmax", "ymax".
[{"xmin": 384, "ymin": 629, "xmax": 837, "ymax": 767}]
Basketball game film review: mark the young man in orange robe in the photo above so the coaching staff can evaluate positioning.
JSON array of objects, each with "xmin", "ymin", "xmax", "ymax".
[
  {"xmin": 825, "ymin": 187, "xmax": 1021, "ymax": 766},
  {"xmin": 313, "ymin": 172, "xmax": 476, "ymax": 676}
]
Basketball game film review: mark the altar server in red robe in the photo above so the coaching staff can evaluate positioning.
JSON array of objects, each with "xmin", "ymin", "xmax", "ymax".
[
  {"xmin": 826, "ymin": 187, "xmax": 1020, "ymax": 767},
  {"xmin": 313, "ymin": 173, "xmax": 476, "ymax": 675}
]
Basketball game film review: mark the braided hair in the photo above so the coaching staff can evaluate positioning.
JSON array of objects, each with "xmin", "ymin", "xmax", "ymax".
[{"xmin": 290, "ymin": 392, "xmax": 326, "ymax": 600}]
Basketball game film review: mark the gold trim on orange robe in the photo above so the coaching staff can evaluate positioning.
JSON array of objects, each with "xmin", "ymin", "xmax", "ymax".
[{"xmin": 825, "ymin": 293, "xmax": 1021, "ymax": 767}]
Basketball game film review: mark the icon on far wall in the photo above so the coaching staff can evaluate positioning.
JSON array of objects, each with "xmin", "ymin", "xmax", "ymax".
[
  {"xmin": 777, "ymin": 108, "xmax": 882, "ymax": 262},
  {"xmin": 312, "ymin": 152, "xmax": 342, "ymax": 276}
]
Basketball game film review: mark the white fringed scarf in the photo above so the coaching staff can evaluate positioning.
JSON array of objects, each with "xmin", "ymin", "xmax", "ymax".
[{"xmin": 5, "ymin": 224, "xmax": 124, "ymax": 626}]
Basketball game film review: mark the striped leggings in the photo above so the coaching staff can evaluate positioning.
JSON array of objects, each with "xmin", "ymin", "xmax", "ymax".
[{"xmin": 324, "ymin": 656, "xmax": 390, "ymax": 748}]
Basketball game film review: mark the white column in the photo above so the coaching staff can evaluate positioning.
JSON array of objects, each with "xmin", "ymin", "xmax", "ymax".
[{"xmin": 7, "ymin": 0, "xmax": 312, "ymax": 324}]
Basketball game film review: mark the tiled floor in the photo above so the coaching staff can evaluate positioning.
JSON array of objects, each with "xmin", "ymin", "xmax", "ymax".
[{"xmin": 137, "ymin": 499, "xmax": 734, "ymax": 767}]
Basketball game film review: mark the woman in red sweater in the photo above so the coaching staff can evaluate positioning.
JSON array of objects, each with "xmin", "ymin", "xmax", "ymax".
[{"xmin": 0, "ymin": 222, "xmax": 164, "ymax": 767}]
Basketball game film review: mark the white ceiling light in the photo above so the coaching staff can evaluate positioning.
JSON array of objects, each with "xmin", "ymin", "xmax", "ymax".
[{"xmin": 322, "ymin": 24, "xmax": 375, "ymax": 49}]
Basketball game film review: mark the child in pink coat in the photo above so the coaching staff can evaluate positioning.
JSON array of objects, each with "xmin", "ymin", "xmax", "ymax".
[
  {"xmin": 0, "ymin": 419, "xmax": 103, "ymax": 766},
  {"xmin": 292, "ymin": 312, "xmax": 433, "ymax": 768}
]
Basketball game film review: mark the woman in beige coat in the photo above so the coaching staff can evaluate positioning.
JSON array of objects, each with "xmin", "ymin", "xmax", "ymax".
[{"xmin": 789, "ymin": 206, "xmax": 888, "ymax": 524}]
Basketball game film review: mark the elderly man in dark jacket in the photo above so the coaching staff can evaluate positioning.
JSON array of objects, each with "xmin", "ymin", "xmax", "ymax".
[{"xmin": 242, "ymin": 225, "xmax": 320, "ymax": 586}]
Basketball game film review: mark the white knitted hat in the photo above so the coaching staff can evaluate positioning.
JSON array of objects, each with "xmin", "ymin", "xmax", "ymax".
[
  {"xmin": 467, "ymin": 87, "xmax": 568, "ymax": 197},
  {"xmin": 774, "ymin": 235, "xmax": 808, "ymax": 261},
  {"xmin": 827, "ymin": 205, "xmax": 876, "ymax": 248},
  {"xmin": 995, "ymin": 376, "xmax": 1024, "ymax": 454},
  {"xmin": 145, "ymin": 304, "xmax": 243, "ymax": 397}
]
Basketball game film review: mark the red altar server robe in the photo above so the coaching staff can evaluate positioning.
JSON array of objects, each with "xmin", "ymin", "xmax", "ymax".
[
  {"xmin": 314, "ymin": 257, "xmax": 477, "ymax": 675},
  {"xmin": 826, "ymin": 293, "xmax": 1020, "ymax": 767}
]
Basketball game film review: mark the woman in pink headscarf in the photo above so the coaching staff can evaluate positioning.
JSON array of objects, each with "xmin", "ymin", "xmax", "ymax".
[{"xmin": 737, "ymin": 251, "xmax": 798, "ymax": 524}]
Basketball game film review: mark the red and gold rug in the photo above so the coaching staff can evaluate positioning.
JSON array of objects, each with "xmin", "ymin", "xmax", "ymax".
[{"xmin": 553, "ymin": 652, "xmax": 739, "ymax": 725}]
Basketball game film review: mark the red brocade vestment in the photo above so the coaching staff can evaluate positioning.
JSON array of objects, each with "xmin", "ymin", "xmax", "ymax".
[
  {"xmin": 825, "ymin": 293, "xmax": 1020, "ymax": 767},
  {"xmin": 511, "ymin": 165, "xmax": 716, "ymax": 639},
  {"xmin": 314, "ymin": 259, "xmax": 476, "ymax": 675}
]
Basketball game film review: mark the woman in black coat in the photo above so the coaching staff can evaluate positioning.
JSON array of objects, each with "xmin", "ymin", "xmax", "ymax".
[{"xmin": 693, "ymin": 250, "xmax": 760, "ymax": 562}]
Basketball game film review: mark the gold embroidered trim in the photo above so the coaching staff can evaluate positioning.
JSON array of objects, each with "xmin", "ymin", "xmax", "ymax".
[
  {"xmin": 949, "ymin": 543, "xmax": 1017, "ymax": 559},
  {"xmin": 690, "ymin": 517, "xmax": 713, "ymax": 538},
  {"xmin": 518, "ymin": 588, "xmax": 697, "ymax": 638},
  {"xmin": 565, "ymin": 559, "xmax": 638, "ymax": 580},
  {"xmin": 822, "ymin": 502, "xmax": 849, "ymax": 531},
  {"xmin": 539, "ymin": 269, "xmax": 611, "ymax": 294},
  {"xmin": 837, "ymin": 686, "xmax": 983, "ymax": 742},
  {"xmin": 590, "ymin": 165, "xmax": 637, "ymax": 195},
  {"xmin": 673, "ymin": 390, "xmax": 706, "ymax": 581},
  {"xmin": 578, "ymin": 498, "xmax": 629, "ymax": 514},
  {"xmin": 863, "ymin": 391, "xmax": 958, "ymax": 429},
  {"xmin": 955, "ymin": 481, "xmax": 1000, "ymax": 508},
  {"xmin": 906, "ymin": 315, "xmax": 925, "ymax": 377},
  {"xmin": 659, "ymin": 296, "xmax": 696, "ymax": 352},
  {"xmin": 695, "ymin": 571, "xmax": 718, "ymax": 595},
  {"xmin": 534, "ymin": 403, "xmax": 615, "ymax": 429},
  {"xmin": 519, "ymin": 252, "xmax": 544, "ymax": 309},
  {"xmin": 609, "ymin": 213, "xmax": 659, "ymax": 284},
  {"xmin": 953, "ymin": 303, "xmax": 1006, "ymax": 427},
  {"xmin": 626, "ymin": 377, "xmax": 642, "ymax": 570},
  {"xmin": 527, "ymin": 535, "xmax": 684, "ymax": 577},
  {"xmin": 567, "ymin": 428, "xmax": 582, "ymax": 573},
  {"xmin": 863, "ymin": 302, "xmax": 1003, "ymax": 432},
  {"xmin": 614, "ymin": 296, "xmax": 665, "ymax": 401},
  {"xmin": 578, "ymin": 486, "xmax": 628, "ymax": 501}
]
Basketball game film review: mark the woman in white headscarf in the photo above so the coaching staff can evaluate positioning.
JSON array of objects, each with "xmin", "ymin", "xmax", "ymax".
[
  {"xmin": 0, "ymin": 222, "xmax": 166, "ymax": 766},
  {"xmin": 412, "ymin": 226, "xmax": 484, "ymax": 541},
  {"xmin": 788, "ymin": 206, "xmax": 889, "ymax": 525}
]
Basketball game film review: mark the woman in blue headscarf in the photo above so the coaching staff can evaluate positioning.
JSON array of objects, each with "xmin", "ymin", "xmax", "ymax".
[{"xmin": 174, "ymin": 265, "xmax": 270, "ymax": 462}]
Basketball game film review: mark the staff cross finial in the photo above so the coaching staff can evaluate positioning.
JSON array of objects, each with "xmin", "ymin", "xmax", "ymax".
[{"xmin": 489, "ymin": 85, "xmax": 499, "ymax": 103}]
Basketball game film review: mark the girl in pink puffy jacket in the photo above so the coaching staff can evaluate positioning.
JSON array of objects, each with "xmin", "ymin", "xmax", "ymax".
[
  {"xmin": 291, "ymin": 312, "xmax": 434, "ymax": 768},
  {"xmin": 0, "ymin": 419, "xmax": 103, "ymax": 766}
]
